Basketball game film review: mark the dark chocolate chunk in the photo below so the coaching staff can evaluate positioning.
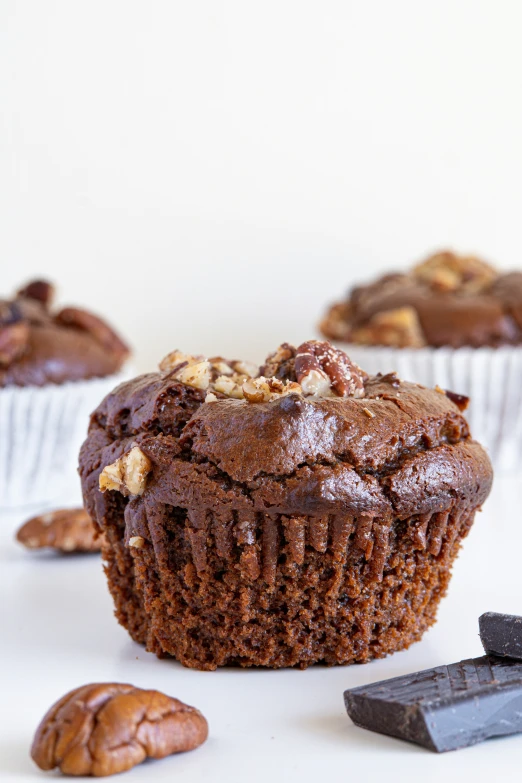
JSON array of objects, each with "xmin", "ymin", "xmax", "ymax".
[
  {"xmin": 479, "ymin": 612, "xmax": 522, "ymax": 660},
  {"xmin": 444, "ymin": 389, "xmax": 470, "ymax": 412},
  {"xmin": 344, "ymin": 655, "xmax": 522, "ymax": 752}
]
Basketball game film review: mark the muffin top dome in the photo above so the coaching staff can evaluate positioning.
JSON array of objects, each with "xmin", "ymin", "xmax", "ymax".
[
  {"xmin": 0, "ymin": 280, "xmax": 130, "ymax": 387},
  {"xmin": 320, "ymin": 250, "xmax": 522, "ymax": 348},
  {"xmin": 81, "ymin": 340, "xmax": 492, "ymax": 525}
]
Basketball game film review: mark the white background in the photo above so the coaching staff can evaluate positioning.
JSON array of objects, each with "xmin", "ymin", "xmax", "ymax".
[
  {"xmin": 2, "ymin": 2, "xmax": 522, "ymax": 781},
  {"xmin": 2, "ymin": 1, "xmax": 522, "ymax": 370}
]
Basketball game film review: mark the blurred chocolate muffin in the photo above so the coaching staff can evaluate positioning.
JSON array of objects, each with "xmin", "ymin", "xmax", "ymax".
[
  {"xmin": 0, "ymin": 280, "xmax": 131, "ymax": 507},
  {"xmin": 320, "ymin": 251, "xmax": 522, "ymax": 472},
  {"xmin": 1, "ymin": 280, "xmax": 129, "ymax": 386},
  {"xmin": 80, "ymin": 341, "xmax": 492, "ymax": 670},
  {"xmin": 320, "ymin": 251, "xmax": 522, "ymax": 349}
]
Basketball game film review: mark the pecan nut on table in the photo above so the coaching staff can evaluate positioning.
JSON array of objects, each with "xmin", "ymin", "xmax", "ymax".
[
  {"xmin": 31, "ymin": 683, "xmax": 208, "ymax": 777},
  {"xmin": 16, "ymin": 508, "xmax": 104, "ymax": 553}
]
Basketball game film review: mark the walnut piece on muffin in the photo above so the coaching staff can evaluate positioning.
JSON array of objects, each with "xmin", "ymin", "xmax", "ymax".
[
  {"xmin": 320, "ymin": 250, "xmax": 522, "ymax": 348},
  {"xmin": 80, "ymin": 340, "xmax": 492, "ymax": 670}
]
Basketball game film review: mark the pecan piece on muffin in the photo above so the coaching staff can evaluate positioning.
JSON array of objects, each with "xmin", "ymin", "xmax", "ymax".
[
  {"xmin": 80, "ymin": 341, "xmax": 492, "ymax": 670},
  {"xmin": 31, "ymin": 683, "xmax": 208, "ymax": 777}
]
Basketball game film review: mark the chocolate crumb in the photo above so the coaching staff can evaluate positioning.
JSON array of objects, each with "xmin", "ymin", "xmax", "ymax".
[{"xmin": 379, "ymin": 372, "xmax": 401, "ymax": 388}]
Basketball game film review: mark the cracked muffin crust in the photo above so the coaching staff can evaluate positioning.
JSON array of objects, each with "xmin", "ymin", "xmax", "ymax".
[
  {"xmin": 80, "ymin": 341, "xmax": 492, "ymax": 670},
  {"xmin": 320, "ymin": 250, "xmax": 522, "ymax": 348}
]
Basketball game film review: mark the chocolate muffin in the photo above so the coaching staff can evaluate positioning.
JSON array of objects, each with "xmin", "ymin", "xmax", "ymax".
[
  {"xmin": 319, "ymin": 251, "xmax": 522, "ymax": 471},
  {"xmin": 320, "ymin": 251, "xmax": 522, "ymax": 348},
  {"xmin": 80, "ymin": 341, "xmax": 492, "ymax": 670},
  {"xmin": 0, "ymin": 280, "xmax": 128, "ymax": 386},
  {"xmin": 0, "ymin": 280, "xmax": 130, "ymax": 508}
]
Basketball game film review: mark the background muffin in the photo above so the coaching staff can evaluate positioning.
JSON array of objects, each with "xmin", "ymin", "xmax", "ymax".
[
  {"xmin": 0, "ymin": 280, "xmax": 130, "ymax": 508},
  {"xmin": 320, "ymin": 251, "xmax": 522, "ymax": 471},
  {"xmin": 80, "ymin": 341, "xmax": 492, "ymax": 670}
]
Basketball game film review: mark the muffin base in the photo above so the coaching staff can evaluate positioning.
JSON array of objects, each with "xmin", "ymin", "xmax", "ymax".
[{"xmin": 102, "ymin": 504, "xmax": 475, "ymax": 670}]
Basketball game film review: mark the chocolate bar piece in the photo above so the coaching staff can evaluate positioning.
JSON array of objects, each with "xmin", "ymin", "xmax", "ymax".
[
  {"xmin": 344, "ymin": 656, "xmax": 522, "ymax": 752},
  {"xmin": 479, "ymin": 612, "xmax": 522, "ymax": 660}
]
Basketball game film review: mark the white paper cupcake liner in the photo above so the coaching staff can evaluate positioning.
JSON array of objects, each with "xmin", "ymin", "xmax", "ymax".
[
  {"xmin": 0, "ymin": 369, "xmax": 131, "ymax": 509},
  {"xmin": 344, "ymin": 345, "xmax": 522, "ymax": 473}
]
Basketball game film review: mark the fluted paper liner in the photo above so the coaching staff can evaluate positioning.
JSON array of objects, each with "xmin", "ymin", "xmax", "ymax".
[
  {"xmin": 110, "ymin": 503, "xmax": 475, "ymax": 669},
  {"xmin": 0, "ymin": 370, "xmax": 130, "ymax": 509}
]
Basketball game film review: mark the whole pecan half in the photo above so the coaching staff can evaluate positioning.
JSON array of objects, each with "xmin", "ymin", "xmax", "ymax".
[
  {"xmin": 17, "ymin": 279, "xmax": 55, "ymax": 308},
  {"xmin": 242, "ymin": 375, "xmax": 301, "ymax": 403},
  {"xmin": 55, "ymin": 307, "xmax": 129, "ymax": 361},
  {"xmin": 16, "ymin": 508, "xmax": 103, "ymax": 553},
  {"xmin": 31, "ymin": 683, "xmax": 208, "ymax": 777},
  {"xmin": 294, "ymin": 340, "xmax": 367, "ymax": 397}
]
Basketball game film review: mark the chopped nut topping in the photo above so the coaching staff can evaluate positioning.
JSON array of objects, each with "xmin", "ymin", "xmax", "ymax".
[
  {"xmin": 129, "ymin": 536, "xmax": 145, "ymax": 549},
  {"xmin": 99, "ymin": 446, "xmax": 152, "ymax": 496},
  {"xmin": 261, "ymin": 343, "xmax": 297, "ymax": 381},
  {"xmin": 175, "ymin": 360, "xmax": 212, "ymax": 390},
  {"xmin": 159, "ymin": 342, "xmax": 369, "ymax": 403},
  {"xmin": 210, "ymin": 359, "xmax": 233, "ymax": 376},
  {"xmin": 161, "ymin": 351, "xmax": 256, "ymax": 393},
  {"xmin": 351, "ymin": 306, "xmax": 426, "ymax": 349},
  {"xmin": 159, "ymin": 350, "xmax": 204, "ymax": 373},
  {"xmin": 363, "ymin": 407, "xmax": 375, "ymax": 418},
  {"xmin": 434, "ymin": 384, "xmax": 445, "ymax": 394},
  {"xmin": 413, "ymin": 251, "xmax": 496, "ymax": 294},
  {"xmin": 214, "ymin": 375, "xmax": 245, "ymax": 399},
  {"xmin": 231, "ymin": 360, "xmax": 258, "ymax": 378},
  {"xmin": 294, "ymin": 340, "xmax": 367, "ymax": 397},
  {"xmin": 242, "ymin": 376, "xmax": 302, "ymax": 403}
]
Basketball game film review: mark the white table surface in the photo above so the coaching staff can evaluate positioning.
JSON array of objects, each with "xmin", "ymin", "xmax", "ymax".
[{"xmin": 2, "ymin": 474, "xmax": 521, "ymax": 783}]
